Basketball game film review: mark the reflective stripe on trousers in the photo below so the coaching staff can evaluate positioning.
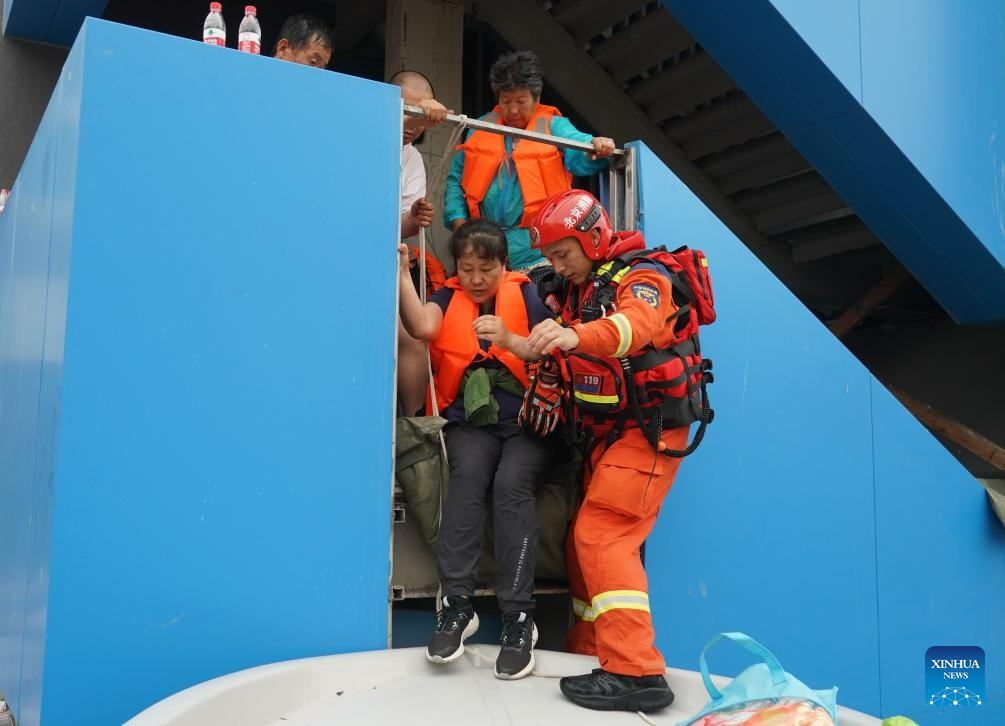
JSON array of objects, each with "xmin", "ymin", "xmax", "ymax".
[
  {"xmin": 565, "ymin": 426, "xmax": 688, "ymax": 677},
  {"xmin": 572, "ymin": 590, "xmax": 651, "ymax": 622}
]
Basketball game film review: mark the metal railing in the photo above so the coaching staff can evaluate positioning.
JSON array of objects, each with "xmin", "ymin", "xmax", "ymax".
[
  {"xmin": 403, "ymin": 104, "xmax": 638, "ymax": 231},
  {"xmin": 403, "ymin": 104, "xmax": 625, "ymax": 156}
]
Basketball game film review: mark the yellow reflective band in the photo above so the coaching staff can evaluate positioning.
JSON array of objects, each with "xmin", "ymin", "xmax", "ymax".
[
  {"xmin": 611, "ymin": 267, "xmax": 630, "ymax": 285},
  {"xmin": 593, "ymin": 601, "xmax": 651, "ymax": 617},
  {"xmin": 575, "ymin": 391, "xmax": 620, "ymax": 405},
  {"xmin": 608, "ymin": 313, "xmax": 632, "ymax": 357},
  {"xmin": 597, "ymin": 260, "xmax": 617, "ymax": 277},
  {"xmin": 572, "ymin": 597, "xmax": 595, "ymax": 622},
  {"xmin": 590, "ymin": 589, "xmax": 651, "ymax": 619}
]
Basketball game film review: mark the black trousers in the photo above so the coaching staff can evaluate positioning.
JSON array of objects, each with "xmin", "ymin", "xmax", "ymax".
[{"xmin": 437, "ymin": 420, "xmax": 553, "ymax": 615}]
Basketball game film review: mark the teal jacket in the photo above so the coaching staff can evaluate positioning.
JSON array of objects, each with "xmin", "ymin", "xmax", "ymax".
[{"xmin": 444, "ymin": 113, "xmax": 610, "ymax": 270}]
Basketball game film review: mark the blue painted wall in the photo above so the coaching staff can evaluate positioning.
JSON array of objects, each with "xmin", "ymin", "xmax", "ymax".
[
  {"xmin": 2, "ymin": 0, "xmax": 109, "ymax": 45},
  {"xmin": 636, "ymin": 142, "xmax": 1005, "ymax": 723},
  {"xmin": 662, "ymin": 0, "xmax": 1005, "ymax": 325},
  {"xmin": 0, "ymin": 19, "xmax": 399, "ymax": 726},
  {"xmin": 0, "ymin": 23, "xmax": 82, "ymax": 725}
]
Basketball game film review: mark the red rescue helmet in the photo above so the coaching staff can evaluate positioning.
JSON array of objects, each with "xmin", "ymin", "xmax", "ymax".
[{"xmin": 529, "ymin": 190, "xmax": 613, "ymax": 261}]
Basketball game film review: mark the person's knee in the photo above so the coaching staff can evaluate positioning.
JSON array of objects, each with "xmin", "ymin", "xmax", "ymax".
[
  {"xmin": 449, "ymin": 444, "xmax": 491, "ymax": 478},
  {"xmin": 490, "ymin": 468, "xmax": 538, "ymax": 508}
]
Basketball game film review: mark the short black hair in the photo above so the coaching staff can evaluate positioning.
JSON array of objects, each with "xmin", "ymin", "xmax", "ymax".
[
  {"xmin": 449, "ymin": 220, "xmax": 509, "ymax": 265},
  {"xmin": 489, "ymin": 50, "xmax": 544, "ymax": 99},
  {"xmin": 274, "ymin": 14, "xmax": 334, "ymax": 55},
  {"xmin": 389, "ymin": 69, "xmax": 435, "ymax": 97}
]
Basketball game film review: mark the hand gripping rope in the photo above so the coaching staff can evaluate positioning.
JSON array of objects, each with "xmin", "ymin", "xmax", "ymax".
[{"xmin": 413, "ymin": 114, "xmax": 468, "ymax": 615}]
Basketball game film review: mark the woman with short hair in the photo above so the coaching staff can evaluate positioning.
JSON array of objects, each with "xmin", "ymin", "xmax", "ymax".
[
  {"xmin": 397, "ymin": 219, "xmax": 555, "ymax": 680},
  {"xmin": 444, "ymin": 50, "xmax": 616, "ymax": 281}
]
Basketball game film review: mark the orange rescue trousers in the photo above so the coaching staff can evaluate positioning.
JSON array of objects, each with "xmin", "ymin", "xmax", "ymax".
[{"xmin": 565, "ymin": 425, "xmax": 688, "ymax": 676}]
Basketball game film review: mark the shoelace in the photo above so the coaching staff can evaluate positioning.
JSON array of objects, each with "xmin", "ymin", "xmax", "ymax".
[
  {"xmin": 437, "ymin": 606, "xmax": 469, "ymax": 633},
  {"xmin": 500, "ymin": 619, "xmax": 531, "ymax": 648}
]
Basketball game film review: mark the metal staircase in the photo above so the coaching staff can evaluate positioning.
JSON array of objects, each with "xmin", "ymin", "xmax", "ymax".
[{"xmin": 472, "ymin": 0, "xmax": 941, "ymax": 328}]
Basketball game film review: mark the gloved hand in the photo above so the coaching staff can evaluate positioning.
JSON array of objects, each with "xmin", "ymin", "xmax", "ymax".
[{"xmin": 518, "ymin": 357, "xmax": 565, "ymax": 437}]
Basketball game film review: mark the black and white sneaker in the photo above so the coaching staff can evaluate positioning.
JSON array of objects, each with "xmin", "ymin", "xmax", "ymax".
[
  {"xmin": 425, "ymin": 596, "xmax": 479, "ymax": 664},
  {"xmin": 494, "ymin": 611, "xmax": 538, "ymax": 680}
]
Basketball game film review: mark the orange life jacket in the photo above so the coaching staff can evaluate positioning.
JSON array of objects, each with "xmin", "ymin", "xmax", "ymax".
[
  {"xmin": 406, "ymin": 245, "xmax": 448, "ymax": 299},
  {"xmin": 459, "ymin": 104, "xmax": 573, "ymax": 228},
  {"xmin": 428, "ymin": 272, "xmax": 532, "ymax": 414}
]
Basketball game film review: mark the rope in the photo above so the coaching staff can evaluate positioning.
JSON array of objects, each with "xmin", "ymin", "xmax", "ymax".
[
  {"xmin": 416, "ymin": 115, "xmax": 468, "ymax": 612},
  {"xmin": 462, "ymin": 647, "xmax": 664, "ymax": 723},
  {"xmin": 419, "ymin": 114, "xmax": 468, "ymax": 420}
]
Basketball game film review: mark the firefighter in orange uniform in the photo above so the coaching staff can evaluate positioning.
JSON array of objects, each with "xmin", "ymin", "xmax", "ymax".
[{"xmin": 520, "ymin": 190, "xmax": 713, "ymax": 713}]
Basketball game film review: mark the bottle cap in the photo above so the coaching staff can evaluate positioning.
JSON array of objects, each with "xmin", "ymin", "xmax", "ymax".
[
  {"xmin": 245, "ymin": 5, "xmax": 256, "ymax": 14},
  {"xmin": 210, "ymin": 2, "xmax": 222, "ymax": 11}
]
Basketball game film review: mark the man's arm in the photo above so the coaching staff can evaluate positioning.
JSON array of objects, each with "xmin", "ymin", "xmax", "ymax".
[
  {"xmin": 571, "ymin": 266, "xmax": 677, "ymax": 357},
  {"xmin": 414, "ymin": 97, "xmax": 450, "ymax": 125},
  {"xmin": 526, "ymin": 268, "xmax": 675, "ymax": 358},
  {"xmin": 401, "ymin": 198, "xmax": 434, "ymax": 238}
]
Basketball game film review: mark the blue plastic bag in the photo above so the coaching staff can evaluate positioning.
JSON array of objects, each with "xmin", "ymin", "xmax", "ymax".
[{"xmin": 680, "ymin": 633, "xmax": 838, "ymax": 726}]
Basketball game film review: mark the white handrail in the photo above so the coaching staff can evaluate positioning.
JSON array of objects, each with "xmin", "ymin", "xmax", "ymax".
[{"xmin": 403, "ymin": 104, "xmax": 624, "ymax": 156}]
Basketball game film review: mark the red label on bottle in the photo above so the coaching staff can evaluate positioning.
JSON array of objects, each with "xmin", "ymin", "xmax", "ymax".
[
  {"xmin": 203, "ymin": 27, "xmax": 226, "ymax": 46},
  {"xmin": 238, "ymin": 33, "xmax": 261, "ymax": 54}
]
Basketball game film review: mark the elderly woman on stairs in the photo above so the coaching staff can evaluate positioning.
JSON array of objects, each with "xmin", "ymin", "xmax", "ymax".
[{"xmin": 443, "ymin": 50, "xmax": 616, "ymax": 283}]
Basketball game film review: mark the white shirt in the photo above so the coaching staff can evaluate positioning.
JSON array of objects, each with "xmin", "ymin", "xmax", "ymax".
[{"xmin": 400, "ymin": 143, "xmax": 426, "ymax": 216}]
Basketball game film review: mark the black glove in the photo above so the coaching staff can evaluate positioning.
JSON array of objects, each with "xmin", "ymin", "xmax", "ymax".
[{"xmin": 518, "ymin": 357, "xmax": 565, "ymax": 437}]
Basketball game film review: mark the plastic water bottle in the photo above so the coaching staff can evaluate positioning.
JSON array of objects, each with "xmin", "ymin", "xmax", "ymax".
[
  {"xmin": 238, "ymin": 6, "xmax": 261, "ymax": 55},
  {"xmin": 203, "ymin": 2, "xmax": 226, "ymax": 46}
]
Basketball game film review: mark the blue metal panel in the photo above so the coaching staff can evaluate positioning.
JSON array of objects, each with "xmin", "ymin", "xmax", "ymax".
[
  {"xmin": 2, "ymin": 0, "xmax": 60, "ymax": 40},
  {"xmin": 634, "ymin": 143, "xmax": 882, "ymax": 714},
  {"xmin": 660, "ymin": 0, "xmax": 1005, "ymax": 324},
  {"xmin": 870, "ymin": 382, "xmax": 1005, "ymax": 724},
  {"xmin": 786, "ymin": 119, "xmax": 1003, "ymax": 323},
  {"xmin": 25, "ymin": 37, "xmax": 87, "ymax": 726},
  {"xmin": 858, "ymin": 0, "xmax": 1005, "ymax": 282},
  {"xmin": 2, "ymin": 0, "xmax": 108, "ymax": 44},
  {"xmin": 0, "ymin": 33, "xmax": 84, "ymax": 725},
  {"xmin": 762, "ymin": 0, "xmax": 861, "ymax": 103},
  {"xmin": 659, "ymin": 0, "xmax": 856, "ymax": 134},
  {"xmin": 49, "ymin": 0, "xmax": 110, "ymax": 45},
  {"xmin": 1, "ymin": 18, "xmax": 399, "ymax": 726}
]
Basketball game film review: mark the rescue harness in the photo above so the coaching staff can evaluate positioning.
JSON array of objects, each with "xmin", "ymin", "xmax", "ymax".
[{"xmin": 542, "ymin": 245, "xmax": 716, "ymax": 457}]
